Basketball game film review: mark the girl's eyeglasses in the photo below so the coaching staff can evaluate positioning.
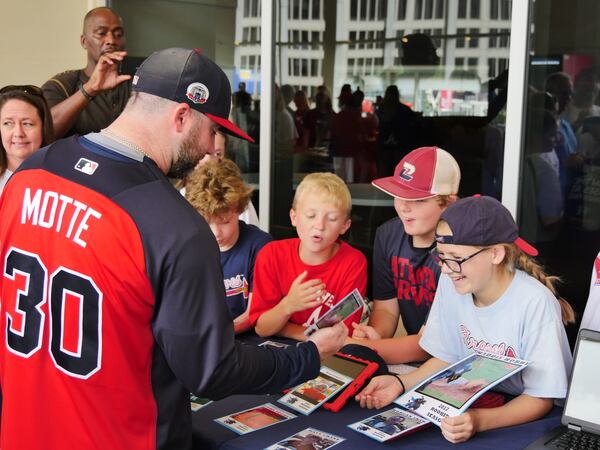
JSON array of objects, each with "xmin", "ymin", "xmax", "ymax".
[
  {"xmin": 0, "ymin": 85, "xmax": 44, "ymax": 97},
  {"xmin": 430, "ymin": 247, "xmax": 490, "ymax": 273}
]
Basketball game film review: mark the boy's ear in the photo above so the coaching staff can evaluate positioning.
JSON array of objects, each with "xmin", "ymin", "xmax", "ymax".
[
  {"xmin": 339, "ymin": 218, "xmax": 352, "ymax": 236},
  {"xmin": 289, "ymin": 208, "xmax": 297, "ymax": 227}
]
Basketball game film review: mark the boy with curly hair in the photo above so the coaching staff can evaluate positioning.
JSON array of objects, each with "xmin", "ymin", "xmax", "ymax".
[{"xmin": 185, "ymin": 159, "xmax": 272, "ymax": 333}]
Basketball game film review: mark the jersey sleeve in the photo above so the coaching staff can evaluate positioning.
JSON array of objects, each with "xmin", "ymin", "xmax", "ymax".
[
  {"xmin": 372, "ymin": 222, "xmax": 396, "ymax": 301},
  {"xmin": 248, "ymin": 242, "xmax": 284, "ymax": 326},
  {"xmin": 121, "ymin": 191, "xmax": 320, "ymax": 399}
]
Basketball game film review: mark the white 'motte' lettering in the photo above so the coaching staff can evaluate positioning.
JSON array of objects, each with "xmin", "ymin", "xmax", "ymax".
[{"xmin": 21, "ymin": 188, "xmax": 102, "ymax": 248}]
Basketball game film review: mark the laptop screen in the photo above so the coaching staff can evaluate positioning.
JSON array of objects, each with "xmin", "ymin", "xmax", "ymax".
[{"xmin": 564, "ymin": 334, "xmax": 600, "ymax": 426}]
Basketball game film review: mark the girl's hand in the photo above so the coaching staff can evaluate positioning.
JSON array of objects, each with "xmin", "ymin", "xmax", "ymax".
[
  {"xmin": 440, "ymin": 411, "xmax": 478, "ymax": 443},
  {"xmin": 351, "ymin": 322, "xmax": 381, "ymax": 340},
  {"xmin": 355, "ymin": 375, "xmax": 402, "ymax": 409}
]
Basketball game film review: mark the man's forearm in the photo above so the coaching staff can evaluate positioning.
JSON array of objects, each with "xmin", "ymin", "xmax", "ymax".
[{"xmin": 200, "ymin": 340, "xmax": 320, "ymax": 399}]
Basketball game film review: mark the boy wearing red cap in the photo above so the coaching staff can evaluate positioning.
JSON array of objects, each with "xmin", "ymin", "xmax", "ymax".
[{"xmin": 350, "ymin": 147, "xmax": 460, "ymax": 363}]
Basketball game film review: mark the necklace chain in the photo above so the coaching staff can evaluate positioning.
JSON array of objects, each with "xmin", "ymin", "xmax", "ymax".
[{"xmin": 100, "ymin": 128, "xmax": 151, "ymax": 159}]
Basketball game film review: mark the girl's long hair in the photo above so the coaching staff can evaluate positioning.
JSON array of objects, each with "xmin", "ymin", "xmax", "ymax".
[{"xmin": 501, "ymin": 244, "xmax": 575, "ymax": 324}]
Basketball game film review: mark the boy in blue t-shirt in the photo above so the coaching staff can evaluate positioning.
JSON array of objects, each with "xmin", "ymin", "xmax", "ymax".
[
  {"xmin": 185, "ymin": 158, "xmax": 272, "ymax": 333},
  {"xmin": 349, "ymin": 147, "xmax": 460, "ymax": 363}
]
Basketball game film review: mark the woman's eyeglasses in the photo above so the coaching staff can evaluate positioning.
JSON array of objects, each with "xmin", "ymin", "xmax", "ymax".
[
  {"xmin": 430, "ymin": 247, "xmax": 490, "ymax": 273},
  {"xmin": 0, "ymin": 85, "xmax": 44, "ymax": 97}
]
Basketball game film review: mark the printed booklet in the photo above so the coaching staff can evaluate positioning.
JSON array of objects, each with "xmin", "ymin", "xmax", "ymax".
[
  {"xmin": 264, "ymin": 427, "xmax": 345, "ymax": 449},
  {"xmin": 278, "ymin": 365, "xmax": 353, "ymax": 415},
  {"xmin": 348, "ymin": 407, "xmax": 430, "ymax": 442},
  {"xmin": 215, "ymin": 403, "xmax": 296, "ymax": 435},
  {"xmin": 394, "ymin": 351, "xmax": 529, "ymax": 426}
]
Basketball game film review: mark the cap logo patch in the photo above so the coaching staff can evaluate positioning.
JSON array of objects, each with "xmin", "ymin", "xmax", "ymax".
[
  {"xmin": 74, "ymin": 158, "xmax": 99, "ymax": 175},
  {"xmin": 399, "ymin": 162, "xmax": 416, "ymax": 181},
  {"xmin": 186, "ymin": 82, "xmax": 210, "ymax": 104}
]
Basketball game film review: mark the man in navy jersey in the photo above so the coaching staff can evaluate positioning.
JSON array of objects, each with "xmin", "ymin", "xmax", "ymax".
[{"xmin": 0, "ymin": 48, "xmax": 346, "ymax": 450}]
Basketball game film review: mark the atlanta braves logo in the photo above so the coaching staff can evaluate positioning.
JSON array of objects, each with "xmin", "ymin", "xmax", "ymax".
[
  {"xmin": 186, "ymin": 82, "xmax": 210, "ymax": 104},
  {"xmin": 399, "ymin": 162, "xmax": 416, "ymax": 181},
  {"xmin": 460, "ymin": 325, "xmax": 517, "ymax": 358}
]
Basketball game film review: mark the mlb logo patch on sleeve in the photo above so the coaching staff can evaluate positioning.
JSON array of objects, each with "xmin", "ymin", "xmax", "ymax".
[{"xmin": 74, "ymin": 158, "xmax": 99, "ymax": 175}]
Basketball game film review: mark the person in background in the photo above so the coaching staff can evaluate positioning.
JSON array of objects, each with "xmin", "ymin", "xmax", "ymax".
[
  {"xmin": 0, "ymin": 85, "xmax": 54, "ymax": 193},
  {"xmin": 357, "ymin": 196, "xmax": 573, "ymax": 444},
  {"xmin": 250, "ymin": 172, "xmax": 367, "ymax": 340},
  {"xmin": 349, "ymin": 147, "xmax": 460, "ymax": 363},
  {"xmin": 545, "ymin": 72, "xmax": 585, "ymax": 196},
  {"xmin": 563, "ymin": 68, "xmax": 600, "ymax": 133},
  {"xmin": 41, "ymin": 7, "xmax": 131, "ymax": 138},
  {"xmin": 184, "ymin": 158, "xmax": 272, "ymax": 333},
  {"xmin": 293, "ymin": 90, "xmax": 310, "ymax": 152}
]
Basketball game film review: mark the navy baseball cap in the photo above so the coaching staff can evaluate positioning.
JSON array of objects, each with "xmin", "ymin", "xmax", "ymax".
[
  {"xmin": 132, "ymin": 48, "xmax": 254, "ymax": 142},
  {"xmin": 436, "ymin": 195, "xmax": 538, "ymax": 256}
]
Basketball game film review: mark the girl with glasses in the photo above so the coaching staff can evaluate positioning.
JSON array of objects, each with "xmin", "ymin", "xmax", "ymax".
[
  {"xmin": 0, "ymin": 85, "xmax": 54, "ymax": 193},
  {"xmin": 357, "ymin": 195, "xmax": 574, "ymax": 443}
]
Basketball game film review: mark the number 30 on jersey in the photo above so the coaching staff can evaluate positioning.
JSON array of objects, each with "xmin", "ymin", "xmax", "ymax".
[{"xmin": 3, "ymin": 247, "xmax": 102, "ymax": 379}]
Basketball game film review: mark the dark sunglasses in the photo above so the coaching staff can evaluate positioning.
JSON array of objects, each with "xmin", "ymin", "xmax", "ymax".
[{"xmin": 0, "ymin": 85, "xmax": 44, "ymax": 97}]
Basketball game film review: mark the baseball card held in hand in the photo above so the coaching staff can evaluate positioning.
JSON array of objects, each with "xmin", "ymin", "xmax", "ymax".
[{"xmin": 304, "ymin": 288, "xmax": 365, "ymax": 336}]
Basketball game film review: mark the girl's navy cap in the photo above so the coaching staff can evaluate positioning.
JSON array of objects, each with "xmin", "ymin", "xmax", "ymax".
[{"xmin": 436, "ymin": 195, "xmax": 538, "ymax": 256}]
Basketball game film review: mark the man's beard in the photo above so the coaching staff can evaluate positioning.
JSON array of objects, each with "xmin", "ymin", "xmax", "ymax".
[{"xmin": 167, "ymin": 122, "xmax": 204, "ymax": 179}]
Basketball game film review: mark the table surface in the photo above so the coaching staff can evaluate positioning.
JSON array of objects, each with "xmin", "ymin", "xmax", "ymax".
[
  {"xmin": 191, "ymin": 334, "xmax": 561, "ymax": 449},
  {"xmin": 191, "ymin": 392, "xmax": 561, "ymax": 450}
]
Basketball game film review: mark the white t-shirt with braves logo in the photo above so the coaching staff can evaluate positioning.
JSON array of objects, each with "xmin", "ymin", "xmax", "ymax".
[
  {"xmin": 580, "ymin": 252, "xmax": 600, "ymax": 331},
  {"xmin": 420, "ymin": 270, "xmax": 572, "ymax": 399}
]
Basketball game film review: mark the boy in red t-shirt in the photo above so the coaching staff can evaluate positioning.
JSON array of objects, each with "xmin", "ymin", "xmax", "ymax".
[{"xmin": 249, "ymin": 172, "xmax": 367, "ymax": 340}]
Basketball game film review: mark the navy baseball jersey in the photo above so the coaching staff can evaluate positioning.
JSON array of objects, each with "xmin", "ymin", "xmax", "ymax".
[
  {"xmin": 0, "ymin": 135, "xmax": 319, "ymax": 450},
  {"xmin": 221, "ymin": 221, "xmax": 272, "ymax": 319}
]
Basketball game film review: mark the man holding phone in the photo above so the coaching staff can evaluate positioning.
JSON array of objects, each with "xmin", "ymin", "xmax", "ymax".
[{"xmin": 41, "ymin": 6, "xmax": 131, "ymax": 138}]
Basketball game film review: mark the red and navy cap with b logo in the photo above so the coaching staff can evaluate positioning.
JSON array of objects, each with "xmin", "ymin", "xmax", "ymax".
[
  {"xmin": 372, "ymin": 146, "xmax": 460, "ymax": 200},
  {"xmin": 132, "ymin": 48, "xmax": 254, "ymax": 142}
]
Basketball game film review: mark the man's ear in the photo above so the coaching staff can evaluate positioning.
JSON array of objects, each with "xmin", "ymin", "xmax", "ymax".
[
  {"xmin": 172, "ymin": 103, "xmax": 193, "ymax": 133},
  {"xmin": 80, "ymin": 34, "xmax": 87, "ymax": 50}
]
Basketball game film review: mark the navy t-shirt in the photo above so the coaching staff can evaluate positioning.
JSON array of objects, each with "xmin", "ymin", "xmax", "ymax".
[
  {"xmin": 221, "ymin": 221, "xmax": 272, "ymax": 319},
  {"xmin": 372, "ymin": 217, "xmax": 441, "ymax": 335}
]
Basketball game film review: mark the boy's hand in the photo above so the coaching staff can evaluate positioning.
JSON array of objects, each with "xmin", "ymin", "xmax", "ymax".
[
  {"xmin": 351, "ymin": 322, "xmax": 381, "ymax": 340},
  {"xmin": 282, "ymin": 271, "xmax": 326, "ymax": 315},
  {"xmin": 308, "ymin": 322, "xmax": 347, "ymax": 360},
  {"xmin": 355, "ymin": 375, "xmax": 402, "ymax": 409},
  {"xmin": 441, "ymin": 411, "xmax": 478, "ymax": 443}
]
